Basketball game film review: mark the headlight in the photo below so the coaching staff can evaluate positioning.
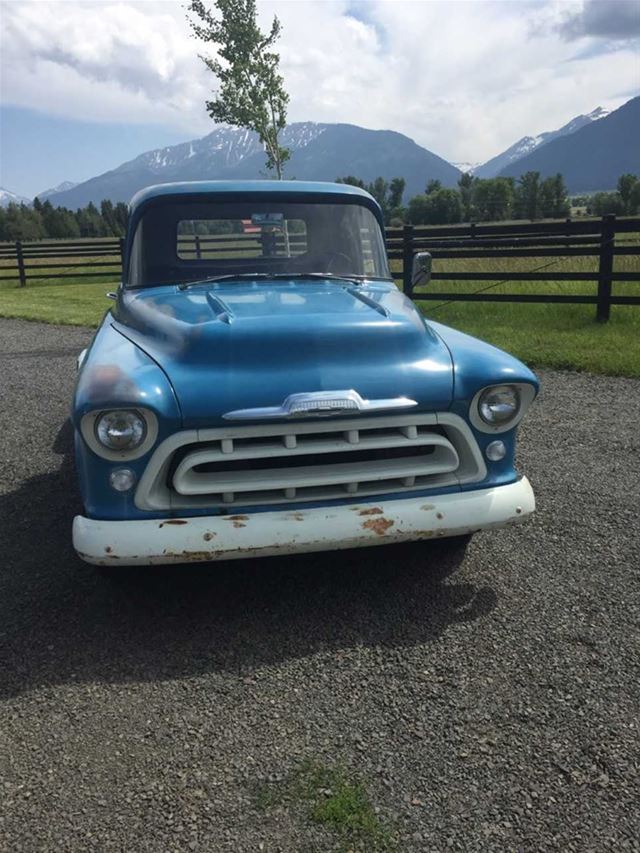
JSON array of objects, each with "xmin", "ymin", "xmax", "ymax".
[
  {"xmin": 95, "ymin": 410, "xmax": 147, "ymax": 451},
  {"xmin": 470, "ymin": 382, "xmax": 537, "ymax": 434},
  {"xmin": 478, "ymin": 385, "xmax": 520, "ymax": 426}
]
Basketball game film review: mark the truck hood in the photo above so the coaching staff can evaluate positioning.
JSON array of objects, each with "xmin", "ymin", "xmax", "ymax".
[{"xmin": 113, "ymin": 281, "xmax": 453, "ymax": 428}]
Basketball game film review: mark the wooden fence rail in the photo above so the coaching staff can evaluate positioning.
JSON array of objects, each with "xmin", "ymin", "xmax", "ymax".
[{"xmin": 1, "ymin": 216, "xmax": 638, "ymax": 322}]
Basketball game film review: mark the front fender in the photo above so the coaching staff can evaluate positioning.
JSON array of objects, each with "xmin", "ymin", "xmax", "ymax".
[
  {"xmin": 73, "ymin": 316, "xmax": 181, "ymax": 422},
  {"xmin": 429, "ymin": 320, "xmax": 539, "ymax": 404},
  {"xmin": 429, "ymin": 320, "xmax": 539, "ymax": 491},
  {"xmin": 72, "ymin": 317, "xmax": 181, "ymax": 519}
]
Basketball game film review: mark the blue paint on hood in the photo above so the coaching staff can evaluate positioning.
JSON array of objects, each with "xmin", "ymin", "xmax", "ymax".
[
  {"xmin": 429, "ymin": 320, "xmax": 539, "ymax": 402},
  {"xmin": 112, "ymin": 279, "xmax": 454, "ymax": 428}
]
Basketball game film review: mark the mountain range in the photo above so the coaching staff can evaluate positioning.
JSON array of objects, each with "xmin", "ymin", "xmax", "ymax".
[
  {"xmin": 2, "ymin": 97, "xmax": 638, "ymax": 208},
  {"xmin": 38, "ymin": 181, "xmax": 79, "ymax": 201},
  {"xmin": 42, "ymin": 123, "xmax": 460, "ymax": 209},
  {"xmin": 474, "ymin": 107, "xmax": 610, "ymax": 178},
  {"xmin": 497, "ymin": 97, "xmax": 639, "ymax": 191}
]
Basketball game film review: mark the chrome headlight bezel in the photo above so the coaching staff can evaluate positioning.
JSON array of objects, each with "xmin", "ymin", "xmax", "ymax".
[
  {"xmin": 469, "ymin": 382, "xmax": 537, "ymax": 434},
  {"xmin": 80, "ymin": 408, "xmax": 159, "ymax": 461}
]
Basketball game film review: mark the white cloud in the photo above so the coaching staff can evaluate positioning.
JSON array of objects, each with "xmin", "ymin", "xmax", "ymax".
[
  {"xmin": 1, "ymin": 1, "xmax": 212, "ymax": 128},
  {"xmin": 1, "ymin": 0, "xmax": 638, "ymax": 163}
]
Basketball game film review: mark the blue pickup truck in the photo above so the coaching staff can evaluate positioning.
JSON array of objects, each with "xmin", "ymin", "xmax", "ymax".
[{"xmin": 71, "ymin": 180, "xmax": 538, "ymax": 566}]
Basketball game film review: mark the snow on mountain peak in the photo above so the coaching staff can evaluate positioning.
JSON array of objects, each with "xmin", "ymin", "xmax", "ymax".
[
  {"xmin": 133, "ymin": 122, "xmax": 328, "ymax": 176},
  {"xmin": 451, "ymin": 161, "xmax": 480, "ymax": 174},
  {"xmin": 587, "ymin": 106, "xmax": 609, "ymax": 121},
  {"xmin": 37, "ymin": 181, "xmax": 78, "ymax": 200},
  {"xmin": 475, "ymin": 103, "xmax": 614, "ymax": 179},
  {"xmin": 0, "ymin": 187, "xmax": 31, "ymax": 207}
]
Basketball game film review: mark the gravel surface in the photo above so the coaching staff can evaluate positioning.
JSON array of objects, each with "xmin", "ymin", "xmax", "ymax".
[{"xmin": 1, "ymin": 316, "xmax": 639, "ymax": 852}]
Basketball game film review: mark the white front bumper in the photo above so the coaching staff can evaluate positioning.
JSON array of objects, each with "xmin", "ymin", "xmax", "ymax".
[{"xmin": 73, "ymin": 478, "xmax": 535, "ymax": 567}]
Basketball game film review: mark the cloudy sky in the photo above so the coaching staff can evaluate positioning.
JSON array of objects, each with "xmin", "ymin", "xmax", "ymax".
[{"xmin": 1, "ymin": 0, "xmax": 638, "ymax": 197}]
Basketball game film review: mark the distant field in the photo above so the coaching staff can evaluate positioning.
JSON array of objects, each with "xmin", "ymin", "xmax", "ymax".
[{"xmin": 0, "ymin": 234, "xmax": 638, "ymax": 377}]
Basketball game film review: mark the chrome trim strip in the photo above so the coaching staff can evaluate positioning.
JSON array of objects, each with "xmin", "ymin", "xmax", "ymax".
[
  {"xmin": 222, "ymin": 390, "xmax": 418, "ymax": 420},
  {"xmin": 347, "ymin": 287, "xmax": 389, "ymax": 317},
  {"xmin": 77, "ymin": 348, "xmax": 88, "ymax": 371}
]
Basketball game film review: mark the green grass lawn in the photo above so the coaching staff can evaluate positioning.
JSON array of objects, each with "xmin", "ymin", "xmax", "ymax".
[
  {"xmin": 0, "ymin": 248, "xmax": 119, "ymax": 326},
  {"xmin": 1, "ymin": 243, "xmax": 638, "ymax": 377},
  {"xmin": 400, "ymin": 243, "xmax": 640, "ymax": 377},
  {"xmin": 0, "ymin": 280, "xmax": 114, "ymax": 326},
  {"xmin": 424, "ymin": 300, "xmax": 639, "ymax": 376}
]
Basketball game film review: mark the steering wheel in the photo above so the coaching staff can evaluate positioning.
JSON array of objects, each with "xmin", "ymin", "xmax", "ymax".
[{"xmin": 325, "ymin": 252, "xmax": 353, "ymax": 275}]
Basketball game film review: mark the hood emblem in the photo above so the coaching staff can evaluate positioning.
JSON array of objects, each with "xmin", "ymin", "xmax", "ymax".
[{"xmin": 223, "ymin": 390, "xmax": 418, "ymax": 420}]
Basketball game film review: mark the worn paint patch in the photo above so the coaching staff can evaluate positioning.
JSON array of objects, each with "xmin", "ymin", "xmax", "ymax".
[
  {"xmin": 285, "ymin": 512, "xmax": 305, "ymax": 521},
  {"xmin": 358, "ymin": 507, "xmax": 384, "ymax": 517},
  {"xmin": 420, "ymin": 504, "xmax": 435, "ymax": 511},
  {"xmin": 159, "ymin": 519, "xmax": 188, "ymax": 527},
  {"xmin": 178, "ymin": 550, "xmax": 214, "ymax": 562},
  {"xmin": 221, "ymin": 514, "xmax": 249, "ymax": 529},
  {"xmin": 85, "ymin": 551, "xmax": 120, "ymax": 560},
  {"xmin": 163, "ymin": 543, "xmax": 280, "ymax": 562},
  {"xmin": 362, "ymin": 517, "xmax": 395, "ymax": 536},
  {"xmin": 203, "ymin": 532, "xmax": 216, "ymax": 541}
]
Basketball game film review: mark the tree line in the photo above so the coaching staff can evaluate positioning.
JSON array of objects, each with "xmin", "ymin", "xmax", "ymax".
[
  {"xmin": 337, "ymin": 172, "xmax": 640, "ymax": 226},
  {"xmin": 0, "ymin": 198, "xmax": 129, "ymax": 241},
  {"xmin": 1, "ymin": 171, "xmax": 639, "ymax": 242},
  {"xmin": 575, "ymin": 174, "xmax": 640, "ymax": 217}
]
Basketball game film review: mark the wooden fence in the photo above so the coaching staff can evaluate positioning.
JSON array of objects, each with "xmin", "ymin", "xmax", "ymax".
[
  {"xmin": 1, "ymin": 216, "xmax": 638, "ymax": 322},
  {"xmin": 387, "ymin": 215, "xmax": 640, "ymax": 322},
  {"xmin": 0, "ymin": 238, "xmax": 123, "ymax": 287}
]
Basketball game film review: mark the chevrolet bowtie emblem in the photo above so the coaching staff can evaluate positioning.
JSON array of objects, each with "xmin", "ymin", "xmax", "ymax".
[{"xmin": 223, "ymin": 390, "xmax": 418, "ymax": 420}]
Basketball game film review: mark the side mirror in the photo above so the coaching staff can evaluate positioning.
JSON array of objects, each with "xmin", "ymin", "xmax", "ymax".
[{"xmin": 412, "ymin": 252, "xmax": 432, "ymax": 290}]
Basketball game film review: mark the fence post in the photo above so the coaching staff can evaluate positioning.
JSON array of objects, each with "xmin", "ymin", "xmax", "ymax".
[
  {"xmin": 119, "ymin": 237, "xmax": 125, "ymax": 281},
  {"xmin": 195, "ymin": 234, "xmax": 202, "ymax": 259},
  {"xmin": 16, "ymin": 240, "xmax": 26, "ymax": 288},
  {"xmin": 402, "ymin": 224, "xmax": 414, "ymax": 297},
  {"xmin": 596, "ymin": 214, "xmax": 615, "ymax": 323}
]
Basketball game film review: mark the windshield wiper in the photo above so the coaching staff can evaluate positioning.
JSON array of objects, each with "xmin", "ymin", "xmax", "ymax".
[
  {"xmin": 178, "ymin": 271, "xmax": 368, "ymax": 291},
  {"xmin": 268, "ymin": 272, "xmax": 365, "ymax": 284},
  {"xmin": 178, "ymin": 273, "xmax": 272, "ymax": 290}
]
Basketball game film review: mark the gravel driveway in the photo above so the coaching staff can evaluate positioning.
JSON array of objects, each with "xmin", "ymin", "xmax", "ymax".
[{"xmin": 1, "ymin": 316, "xmax": 639, "ymax": 852}]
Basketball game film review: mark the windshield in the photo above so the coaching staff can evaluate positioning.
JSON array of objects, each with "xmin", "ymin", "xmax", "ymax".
[{"xmin": 127, "ymin": 198, "xmax": 390, "ymax": 287}]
